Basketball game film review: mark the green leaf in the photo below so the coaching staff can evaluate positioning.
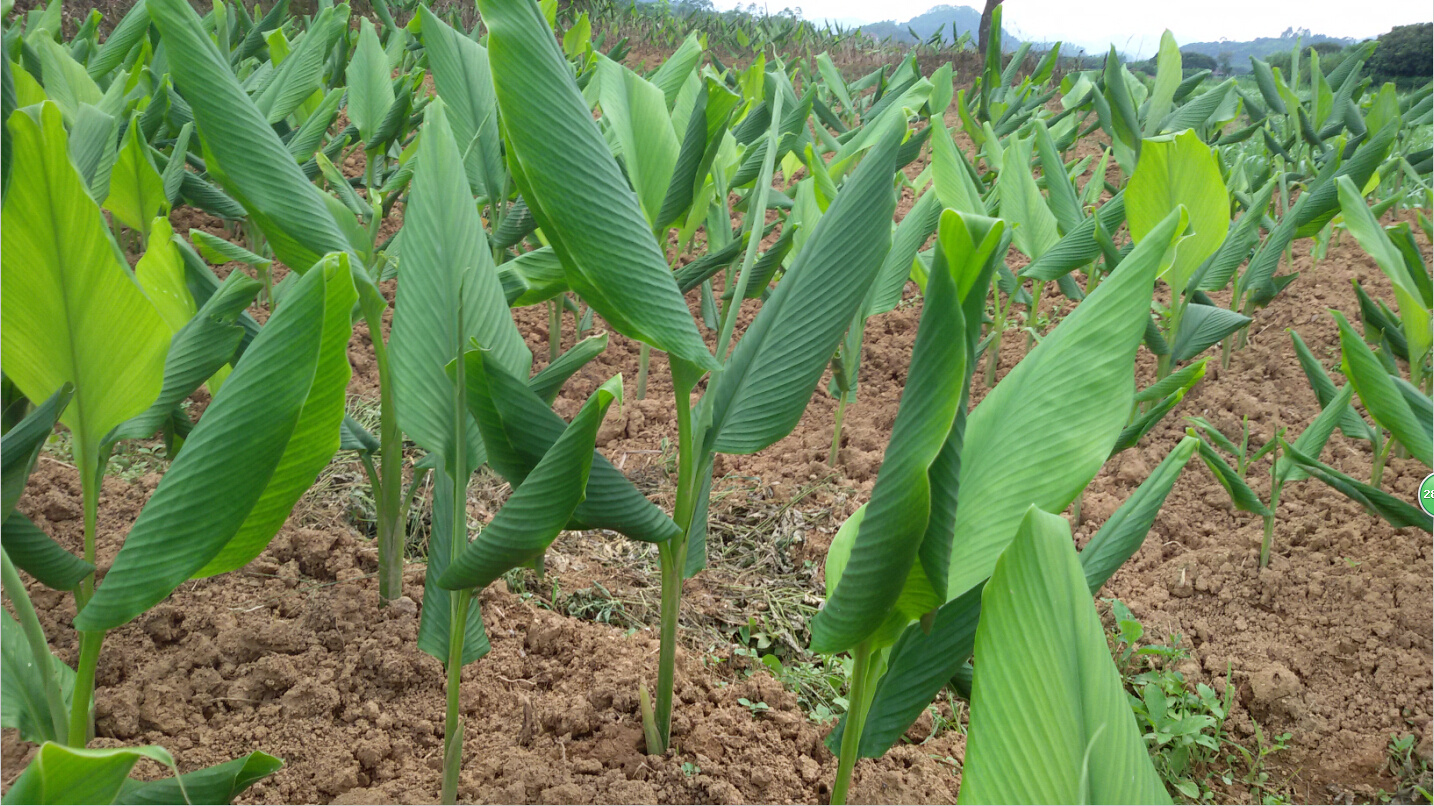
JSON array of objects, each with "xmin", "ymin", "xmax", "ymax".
[
  {"xmin": 1290, "ymin": 329, "xmax": 1372, "ymax": 441},
  {"xmin": 461, "ymin": 348, "xmax": 679, "ymax": 544},
  {"xmin": 103, "ymin": 115, "xmax": 167, "ymax": 237},
  {"xmin": 1335, "ymin": 312, "xmax": 1432, "ymax": 467},
  {"xmin": 1, "ymin": 606, "xmax": 74, "ymax": 745},
  {"xmin": 392, "ymin": 100, "xmax": 530, "ymax": 473},
  {"xmin": 648, "ymin": 32, "xmax": 702, "ymax": 108},
  {"xmin": 1194, "ymin": 437, "xmax": 1270, "ymax": 515},
  {"xmin": 707, "ymin": 120, "xmax": 901, "ymax": 454},
  {"xmin": 1337, "ymin": 175, "xmax": 1431, "ymax": 377},
  {"xmin": 1111, "ymin": 387, "xmax": 1188, "ymax": 457},
  {"xmin": 1144, "ymin": 30, "xmax": 1181, "ymax": 136},
  {"xmin": 196, "ymin": 256, "xmax": 355, "ymax": 575},
  {"xmin": 418, "ymin": 7, "xmax": 504, "ymax": 202},
  {"xmin": 86, "ymin": 0, "xmax": 149, "ymax": 80},
  {"xmin": 2, "ymin": 384, "xmax": 72, "ymax": 518},
  {"xmin": 596, "ymin": 55, "xmax": 680, "ymax": 227},
  {"xmin": 1127, "ymin": 129, "xmax": 1229, "ymax": 292},
  {"xmin": 3, "ymin": 742, "xmax": 177, "ymax": 806},
  {"xmin": 1133, "ymin": 358, "xmax": 1207, "ymax": 404},
  {"xmin": 528, "ymin": 334, "xmax": 608, "ymax": 405},
  {"xmin": 504, "ymin": 247, "xmax": 568, "ymax": 307},
  {"xmin": 1, "ymin": 101, "xmax": 169, "ymax": 474},
  {"xmin": 479, "ymin": 0, "xmax": 717, "ymax": 372},
  {"xmin": 438, "ymin": 376, "xmax": 621, "ymax": 591},
  {"xmin": 189, "ymin": 229, "xmax": 272, "ymax": 269},
  {"xmin": 1020, "ymin": 192, "xmax": 1127, "ymax": 281},
  {"xmin": 134, "ymin": 218, "xmax": 198, "ymax": 332},
  {"xmin": 1284, "ymin": 443, "xmax": 1431, "ymax": 531},
  {"xmin": 946, "ymin": 207, "xmax": 1188, "ymax": 600},
  {"xmin": 416, "ymin": 467, "xmax": 490, "ymax": 667},
  {"xmin": 254, "ymin": 6, "xmax": 344, "ymax": 125},
  {"xmin": 1172, "ymin": 303, "xmax": 1250, "ymax": 363},
  {"xmin": 1193, "ymin": 177, "xmax": 1275, "ymax": 292},
  {"xmin": 1276, "ymin": 384, "xmax": 1354, "ymax": 484},
  {"xmin": 1033, "ymin": 119, "xmax": 1082, "ymax": 235},
  {"xmin": 67, "ymin": 103, "xmax": 118, "ymax": 204},
  {"xmin": 147, "ymin": 0, "xmax": 353, "ymax": 272},
  {"xmin": 869, "ymin": 188, "xmax": 941, "ymax": 316},
  {"xmin": 75, "ymin": 264, "xmax": 332, "ymax": 631},
  {"xmin": 160, "ymin": 123, "xmax": 193, "ymax": 209},
  {"xmin": 656, "ymin": 77, "xmax": 739, "ymax": 231},
  {"xmin": 958, "ymin": 506, "xmax": 1170, "ymax": 805},
  {"xmin": 114, "ymin": 752, "xmax": 282, "ymax": 805},
  {"xmin": 810, "ymin": 207, "xmax": 972, "ymax": 654},
  {"xmin": 347, "ymin": 19, "xmax": 394, "ymax": 145},
  {"xmin": 105, "ymin": 269, "xmax": 262, "ymax": 447},
  {"xmin": 1083, "ymin": 436, "xmax": 1200, "ymax": 590},
  {"xmin": 998, "ymin": 134, "xmax": 1060, "ymax": 260},
  {"xmin": 3, "ymin": 512, "xmax": 94, "ymax": 593}
]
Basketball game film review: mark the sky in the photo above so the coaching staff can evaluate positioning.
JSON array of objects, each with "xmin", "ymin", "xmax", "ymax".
[{"xmin": 711, "ymin": 0, "xmax": 1433, "ymax": 57}]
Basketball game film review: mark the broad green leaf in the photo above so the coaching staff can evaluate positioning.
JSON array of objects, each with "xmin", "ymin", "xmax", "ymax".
[
  {"xmin": 843, "ymin": 436, "xmax": 1198, "ymax": 760},
  {"xmin": 1275, "ymin": 384, "xmax": 1354, "ymax": 484},
  {"xmin": 998, "ymin": 134, "xmax": 1060, "ymax": 260},
  {"xmin": 1, "ymin": 605, "xmax": 75, "ymax": 745},
  {"xmin": 75, "ymin": 265, "xmax": 331, "ymax": 631},
  {"xmin": 461, "ymin": 348, "xmax": 679, "ymax": 543},
  {"xmin": 479, "ymin": 0, "xmax": 717, "ymax": 372},
  {"xmin": 438, "ymin": 376, "xmax": 621, "ymax": 590},
  {"xmin": 415, "ymin": 467, "xmax": 490, "ymax": 667},
  {"xmin": 811, "ymin": 209, "xmax": 970, "ymax": 653},
  {"xmin": 1143, "ymin": 30, "xmax": 1181, "ymax": 135},
  {"xmin": 134, "ymin": 218, "xmax": 197, "ymax": 332},
  {"xmin": 391, "ymin": 100, "xmax": 530, "ymax": 472},
  {"xmin": 1020, "ymin": 192, "xmax": 1127, "ymax": 281},
  {"xmin": 105, "ymin": 270, "xmax": 261, "ymax": 447},
  {"xmin": 707, "ymin": 121, "xmax": 901, "ymax": 454},
  {"xmin": 103, "ymin": 116, "xmax": 167, "ymax": 237},
  {"xmin": 946, "ymin": 207, "xmax": 1188, "ymax": 600},
  {"xmin": 931, "ymin": 120, "xmax": 985, "ymax": 215},
  {"xmin": 34, "ymin": 36, "xmax": 101, "ymax": 119},
  {"xmin": 1335, "ymin": 312, "xmax": 1432, "ymax": 467},
  {"xmin": 817, "ymin": 52, "xmax": 854, "ymax": 112},
  {"xmin": 1127, "ymin": 129, "xmax": 1228, "ymax": 292},
  {"xmin": 1290, "ymin": 329, "xmax": 1372, "ymax": 441},
  {"xmin": 2, "ymin": 513, "xmax": 93, "ymax": 592},
  {"xmin": 1194, "ymin": 177, "xmax": 1275, "ymax": 292},
  {"xmin": 1, "ymin": 101, "xmax": 168, "ymax": 477},
  {"xmin": 114, "ymin": 751, "xmax": 282, "ymax": 805},
  {"xmin": 253, "ymin": 6, "xmax": 343, "ymax": 124},
  {"xmin": 189, "ymin": 229, "xmax": 271, "ymax": 269},
  {"xmin": 3, "ymin": 743, "xmax": 176, "ymax": 806},
  {"xmin": 869, "ymin": 188, "xmax": 941, "ymax": 316},
  {"xmin": 1194, "ymin": 438, "xmax": 1270, "ymax": 515},
  {"xmin": 86, "ymin": 0, "xmax": 149, "ymax": 80},
  {"xmin": 418, "ymin": 7, "xmax": 504, "ymax": 202},
  {"xmin": 196, "ymin": 256, "xmax": 355, "ymax": 575},
  {"xmin": 504, "ymin": 246, "xmax": 567, "ymax": 307},
  {"xmin": 1033, "ymin": 119, "xmax": 1081, "ymax": 235},
  {"xmin": 528, "ymin": 334, "xmax": 608, "ymax": 405},
  {"xmin": 596, "ymin": 55, "xmax": 680, "ymax": 227},
  {"xmin": 67, "ymin": 103, "xmax": 117, "ymax": 204},
  {"xmin": 959, "ymin": 506, "xmax": 1170, "ymax": 804},
  {"xmin": 1172, "ymin": 303, "xmax": 1250, "ymax": 363},
  {"xmin": 1, "ymin": 385, "xmax": 72, "ymax": 518},
  {"xmin": 347, "ymin": 19, "xmax": 394, "ymax": 144},
  {"xmin": 648, "ymin": 32, "xmax": 702, "ymax": 108},
  {"xmin": 147, "ymin": 0, "xmax": 353, "ymax": 272},
  {"xmin": 656, "ymin": 77, "xmax": 739, "ymax": 231},
  {"xmin": 1284, "ymin": 443, "xmax": 1431, "ymax": 531},
  {"xmin": 1337, "ymin": 176, "xmax": 1431, "ymax": 377}
]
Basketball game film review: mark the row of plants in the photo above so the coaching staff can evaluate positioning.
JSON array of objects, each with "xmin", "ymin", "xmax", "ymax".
[{"xmin": 1, "ymin": 0, "xmax": 1429, "ymax": 802}]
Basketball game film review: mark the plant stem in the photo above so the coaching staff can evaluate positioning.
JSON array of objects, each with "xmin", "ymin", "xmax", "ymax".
[
  {"xmin": 984, "ymin": 303, "xmax": 1003, "ymax": 388},
  {"xmin": 2, "ymin": 551, "xmax": 69, "ymax": 744},
  {"xmin": 832, "ymin": 642, "xmax": 873, "ymax": 806},
  {"xmin": 441, "ymin": 340, "xmax": 471, "ymax": 804},
  {"xmin": 649, "ymin": 369, "xmax": 701, "ymax": 754},
  {"xmin": 1157, "ymin": 296, "xmax": 1186, "ymax": 380},
  {"xmin": 1260, "ymin": 478, "xmax": 1281, "ymax": 569},
  {"xmin": 829, "ymin": 389, "xmax": 849, "ymax": 467},
  {"xmin": 548, "ymin": 299, "xmax": 562, "ymax": 364},
  {"xmin": 636, "ymin": 343, "xmax": 650, "ymax": 400},
  {"xmin": 366, "ymin": 311, "xmax": 406, "ymax": 603},
  {"xmin": 1025, "ymin": 281, "xmax": 1043, "ymax": 352},
  {"xmin": 67, "ymin": 442, "xmax": 104, "ymax": 747},
  {"xmin": 1372, "ymin": 430, "xmax": 1392, "ymax": 488}
]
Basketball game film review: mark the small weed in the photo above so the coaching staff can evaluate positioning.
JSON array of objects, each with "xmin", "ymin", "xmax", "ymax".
[
  {"xmin": 1222, "ymin": 719, "xmax": 1292, "ymax": 804},
  {"xmin": 737, "ymin": 697, "xmax": 771, "ymax": 717},
  {"xmin": 681, "ymin": 761, "xmax": 701, "ymax": 777},
  {"xmin": 1384, "ymin": 733, "xmax": 1433, "ymax": 804},
  {"xmin": 1107, "ymin": 599, "xmax": 1234, "ymax": 802}
]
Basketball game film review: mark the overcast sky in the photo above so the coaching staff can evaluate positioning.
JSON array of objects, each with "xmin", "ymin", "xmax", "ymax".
[{"xmin": 714, "ymin": 0, "xmax": 1433, "ymax": 57}]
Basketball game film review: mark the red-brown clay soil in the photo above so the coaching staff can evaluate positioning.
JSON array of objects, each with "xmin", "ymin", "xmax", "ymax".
[{"xmin": 5, "ymin": 153, "xmax": 1433, "ymax": 803}]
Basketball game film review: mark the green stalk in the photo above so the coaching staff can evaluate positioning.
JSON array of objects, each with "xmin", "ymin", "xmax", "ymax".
[
  {"xmin": 648, "ymin": 368, "xmax": 701, "ymax": 754},
  {"xmin": 985, "ymin": 294, "xmax": 1005, "ymax": 388},
  {"xmin": 67, "ymin": 440, "xmax": 103, "ymax": 747},
  {"xmin": 636, "ymin": 343, "xmax": 650, "ymax": 400},
  {"xmin": 441, "ymin": 317, "xmax": 471, "ymax": 805},
  {"xmin": 1260, "ymin": 460, "xmax": 1281, "ymax": 568},
  {"xmin": 831, "ymin": 641, "xmax": 873, "ymax": 806},
  {"xmin": 2, "ymin": 551, "xmax": 69, "ymax": 744},
  {"xmin": 829, "ymin": 389, "xmax": 849, "ymax": 467},
  {"xmin": 1156, "ymin": 296, "xmax": 1186, "ymax": 380},
  {"xmin": 1371, "ymin": 429, "xmax": 1392, "ymax": 488},
  {"xmin": 1024, "ymin": 281, "xmax": 1044, "ymax": 352},
  {"xmin": 366, "ymin": 310, "xmax": 406, "ymax": 603},
  {"xmin": 547, "ymin": 299, "xmax": 562, "ymax": 364}
]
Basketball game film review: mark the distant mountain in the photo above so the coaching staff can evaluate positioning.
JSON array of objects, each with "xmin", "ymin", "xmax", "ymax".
[
  {"xmin": 859, "ymin": 4, "xmax": 1020, "ymax": 47},
  {"xmin": 1181, "ymin": 28, "xmax": 1357, "ymax": 72}
]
